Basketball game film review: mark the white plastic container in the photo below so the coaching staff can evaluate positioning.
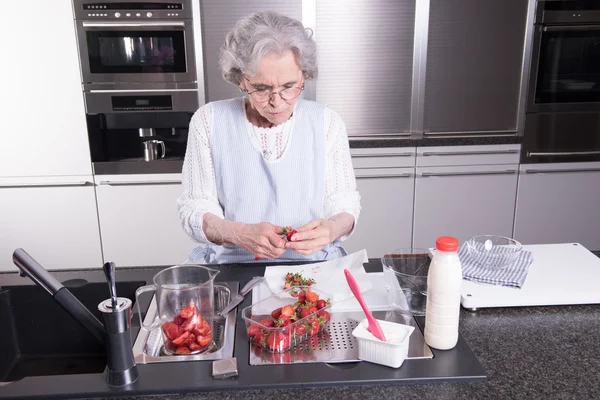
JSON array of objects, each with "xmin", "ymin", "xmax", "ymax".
[
  {"xmin": 351, "ymin": 319, "xmax": 415, "ymax": 368},
  {"xmin": 424, "ymin": 236, "xmax": 462, "ymax": 350}
]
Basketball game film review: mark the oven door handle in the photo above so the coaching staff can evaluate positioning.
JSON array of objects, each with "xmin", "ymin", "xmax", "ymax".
[
  {"xmin": 82, "ymin": 21, "xmax": 186, "ymax": 28},
  {"xmin": 543, "ymin": 25, "xmax": 600, "ymax": 32}
]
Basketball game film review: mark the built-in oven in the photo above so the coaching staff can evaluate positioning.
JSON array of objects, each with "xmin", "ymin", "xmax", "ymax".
[
  {"xmin": 523, "ymin": 0, "xmax": 600, "ymax": 163},
  {"xmin": 73, "ymin": 0, "xmax": 196, "ymax": 90}
]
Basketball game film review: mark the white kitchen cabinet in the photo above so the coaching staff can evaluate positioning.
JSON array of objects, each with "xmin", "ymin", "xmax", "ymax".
[
  {"xmin": 2, "ymin": 1, "xmax": 92, "ymax": 177},
  {"xmin": 95, "ymin": 174, "xmax": 197, "ymax": 267},
  {"xmin": 0, "ymin": 177, "xmax": 103, "ymax": 272},
  {"xmin": 514, "ymin": 163, "xmax": 600, "ymax": 251},
  {"xmin": 412, "ymin": 145, "xmax": 521, "ymax": 249},
  {"xmin": 343, "ymin": 148, "xmax": 416, "ymax": 258},
  {"xmin": 413, "ymin": 165, "xmax": 519, "ymax": 249},
  {"xmin": 342, "ymin": 169, "xmax": 415, "ymax": 259}
]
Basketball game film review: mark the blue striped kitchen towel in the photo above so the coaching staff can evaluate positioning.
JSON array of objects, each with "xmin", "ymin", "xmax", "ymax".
[{"xmin": 458, "ymin": 243, "xmax": 533, "ymax": 288}]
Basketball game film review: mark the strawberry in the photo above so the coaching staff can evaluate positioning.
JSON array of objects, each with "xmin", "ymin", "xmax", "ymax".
[
  {"xmin": 284, "ymin": 282, "xmax": 291, "ymax": 290},
  {"xmin": 193, "ymin": 319, "xmax": 211, "ymax": 336},
  {"xmin": 175, "ymin": 346, "xmax": 191, "ymax": 354},
  {"xmin": 294, "ymin": 323, "xmax": 307, "ymax": 336},
  {"xmin": 172, "ymin": 331, "xmax": 190, "ymax": 346},
  {"xmin": 317, "ymin": 299, "xmax": 327, "ymax": 310},
  {"xmin": 280, "ymin": 305, "xmax": 295, "ymax": 318},
  {"xmin": 307, "ymin": 305, "xmax": 318, "ymax": 315},
  {"xmin": 189, "ymin": 342, "xmax": 202, "ymax": 351},
  {"xmin": 266, "ymin": 332, "xmax": 290, "ymax": 352},
  {"xmin": 185, "ymin": 333, "xmax": 196, "ymax": 347},
  {"xmin": 173, "ymin": 315, "xmax": 185, "ymax": 326},
  {"xmin": 281, "ymin": 226, "xmax": 297, "ymax": 241},
  {"xmin": 271, "ymin": 307, "xmax": 282, "ymax": 319},
  {"xmin": 162, "ymin": 322, "xmax": 181, "ymax": 341},
  {"xmin": 181, "ymin": 315, "xmax": 198, "ymax": 332},
  {"xmin": 247, "ymin": 324, "xmax": 262, "ymax": 337},
  {"xmin": 300, "ymin": 308, "xmax": 312, "ymax": 319},
  {"xmin": 308, "ymin": 319, "xmax": 320, "ymax": 336},
  {"xmin": 253, "ymin": 332, "xmax": 266, "ymax": 347},
  {"xmin": 297, "ymin": 291, "xmax": 306, "ymax": 304},
  {"xmin": 179, "ymin": 302, "xmax": 195, "ymax": 319},
  {"xmin": 305, "ymin": 291, "xmax": 319, "ymax": 304},
  {"xmin": 285, "ymin": 273, "xmax": 294, "ymax": 281},
  {"xmin": 259, "ymin": 319, "xmax": 275, "ymax": 328},
  {"xmin": 318, "ymin": 311, "xmax": 331, "ymax": 323},
  {"xmin": 278, "ymin": 319, "xmax": 293, "ymax": 332},
  {"xmin": 197, "ymin": 335, "xmax": 212, "ymax": 347}
]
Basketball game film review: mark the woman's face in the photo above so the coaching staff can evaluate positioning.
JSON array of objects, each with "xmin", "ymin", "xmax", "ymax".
[{"xmin": 240, "ymin": 51, "xmax": 304, "ymax": 126}]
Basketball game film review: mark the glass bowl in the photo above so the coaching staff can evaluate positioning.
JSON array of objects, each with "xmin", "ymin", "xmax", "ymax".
[
  {"xmin": 381, "ymin": 249, "xmax": 431, "ymax": 316},
  {"xmin": 464, "ymin": 235, "xmax": 523, "ymax": 270}
]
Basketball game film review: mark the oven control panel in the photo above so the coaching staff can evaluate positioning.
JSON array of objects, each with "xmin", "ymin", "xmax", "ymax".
[{"xmin": 76, "ymin": 1, "xmax": 191, "ymax": 19}]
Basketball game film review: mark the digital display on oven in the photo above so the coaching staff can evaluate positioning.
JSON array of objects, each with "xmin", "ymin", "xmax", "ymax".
[
  {"xmin": 84, "ymin": 3, "xmax": 183, "ymax": 10},
  {"xmin": 112, "ymin": 95, "xmax": 173, "ymax": 111}
]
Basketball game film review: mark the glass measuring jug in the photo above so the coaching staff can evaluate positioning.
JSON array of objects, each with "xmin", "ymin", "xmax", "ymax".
[{"xmin": 135, "ymin": 265, "xmax": 219, "ymax": 355}]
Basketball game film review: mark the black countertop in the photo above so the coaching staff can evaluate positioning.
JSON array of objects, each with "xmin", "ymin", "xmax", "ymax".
[{"xmin": 2, "ymin": 254, "xmax": 598, "ymax": 400}]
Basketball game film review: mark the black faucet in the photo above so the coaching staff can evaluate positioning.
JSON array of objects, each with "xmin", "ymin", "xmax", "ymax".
[
  {"xmin": 100, "ymin": 261, "xmax": 139, "ymax": 386},
  {"xmin": 12, "ymin": 249, "xmax": 139, "ymax": 386}
]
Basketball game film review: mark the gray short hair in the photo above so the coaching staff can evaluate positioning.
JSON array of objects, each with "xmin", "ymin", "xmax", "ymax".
[{"xmin": 219, "ymin": 11, "xmax": 318, "ymax": 86}]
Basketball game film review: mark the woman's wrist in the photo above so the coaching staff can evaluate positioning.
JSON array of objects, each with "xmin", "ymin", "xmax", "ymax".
[
  {"xmin": 327, "ymin": 212, "xmax": 355, "ymax": 242},
  {"xmin": 203, "ymin": 213, "xmax": 242, "ymax": 246}
]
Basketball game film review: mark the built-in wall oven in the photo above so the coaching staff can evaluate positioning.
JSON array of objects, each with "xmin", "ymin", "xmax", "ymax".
[
  {"xmin": 73, "ymin": 0, "xmax": 197, "ymax": 90},
  {"xmin": 73, "ymin": 0, "xmax": 199, "ymax": 175},
  {"xmin": 524, "ymin": 0, "xmax": 600, "ymax": 163}
]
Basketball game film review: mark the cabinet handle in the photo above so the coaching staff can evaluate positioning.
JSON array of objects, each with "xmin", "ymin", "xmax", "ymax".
[
  {"xmin": 528, "ymin": 151, "xmax": 600, "ymax": 157},
  {"xmin": 98, "ymin": 180, "xmax": 181, "ymax": 186},
  {"xmin": 356, "ymin": 173, "xmax": 413, "ymax": 179},
  {"xmin": 524, "ymin": 168, "xmax": 600, "ymax": 174},
  {"xmin": 0, "ymin": 181, "xmax": 91, "ymax": 188},
  {"xmin": 421, "ymin": 150, "xmax": 519, "ymax": 157},
  {"xmin": 351, "ymin": 152, "xmax": 414, "ymax": 158},
  {"xmin": 420, "ymin": 170, "xmax": 517, "ymax": 177}
]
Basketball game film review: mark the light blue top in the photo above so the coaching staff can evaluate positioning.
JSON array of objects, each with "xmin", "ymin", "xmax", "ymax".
[{"xmin": 189, "ymin": 97, "xmax": 343, "ymax": 264}]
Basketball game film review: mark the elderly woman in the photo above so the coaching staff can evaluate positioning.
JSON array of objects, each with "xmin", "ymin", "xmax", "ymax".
[{"xmin": 177, "ymin": 11, "xmax": 360, "ymax": 264}]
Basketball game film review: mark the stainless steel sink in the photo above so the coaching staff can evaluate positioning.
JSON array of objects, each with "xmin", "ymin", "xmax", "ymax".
[{"xmin": 132, "ymin": 282, "xmax": 239, "ymax": 364}]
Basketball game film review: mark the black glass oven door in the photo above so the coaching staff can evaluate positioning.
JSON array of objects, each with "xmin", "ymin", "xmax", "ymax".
[
  {"xmin": 86, "ymin": 30, "xmax": 186, "ymax": 74},
  {"xmin": 534, "ymin": 25, "xmax": 600, "ymax": 106}
]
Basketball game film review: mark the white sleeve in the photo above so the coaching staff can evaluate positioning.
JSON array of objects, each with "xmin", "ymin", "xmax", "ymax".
[
  {"xmin": 177, "ymin": 103, "xmax": 225, "ymax": 245},
  {"xmin": 323, "ymin": 107, "xmax": 361, "ymax": 241}
]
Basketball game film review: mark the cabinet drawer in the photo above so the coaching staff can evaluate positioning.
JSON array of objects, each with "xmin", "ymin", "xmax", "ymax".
[
  {"xmin": 94, "ymin": 174, "xmax": 194, "ymax": 267},
  {"xmin": 413, "ymin": 164, "xmax": 519, "ymax": 249},
  {"xmin": 351, "ymin": 147, "xmax": 416, "ymax": 169},
  {"xmin": 416, "ymin": 144, "xmax": 521, "ymax": 167}
]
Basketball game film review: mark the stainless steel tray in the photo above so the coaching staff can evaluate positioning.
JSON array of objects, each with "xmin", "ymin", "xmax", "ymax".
[
  {"xmin": 249, "ymin": 310, "xmax": 433, "ymax": 365},
  {"xmin": 133, "ymin": 282, "xmax": 238, "ymax": 364}
]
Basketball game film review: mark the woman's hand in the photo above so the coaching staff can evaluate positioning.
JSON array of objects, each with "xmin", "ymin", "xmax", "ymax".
[
  {"xmin": 235, "ymin": 223, "xmax": 287, "ymax": 260},
  {"xmin": 203, "ymin": 214, "xmax": 287, "ymax": 259},
  {"xmin": 285, "ymin": 213, "xmax": 356, "ymax": 256},
  {"xmin": 284, "ymin": 219, "xmax": 335, "ymax": 256}
]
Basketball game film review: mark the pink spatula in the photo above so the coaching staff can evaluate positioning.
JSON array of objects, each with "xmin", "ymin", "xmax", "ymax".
[{"xmin": 344, "ymin": 269, "xmax": 387, "ymax": 342}]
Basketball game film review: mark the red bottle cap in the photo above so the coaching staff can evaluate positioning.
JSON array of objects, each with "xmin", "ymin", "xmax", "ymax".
[{"xmin": 436, "ymin": 236, "xmax": 459, "ymax": 252}]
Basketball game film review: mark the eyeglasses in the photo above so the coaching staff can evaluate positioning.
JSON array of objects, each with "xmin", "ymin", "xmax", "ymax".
[{"xmin": 244, "ymin": 76, "xmax": 304, "ymax": 103}]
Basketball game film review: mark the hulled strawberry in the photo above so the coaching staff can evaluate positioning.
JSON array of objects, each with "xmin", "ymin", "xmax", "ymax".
[{"xmin": 282, "ymin": 226, "xmax": 297, "ymax": 241}]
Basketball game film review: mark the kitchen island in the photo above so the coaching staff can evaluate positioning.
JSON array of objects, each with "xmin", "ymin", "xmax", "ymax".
[{"xmin": 1, "ymin": 256, "xmax": 599, "ymax": 400}]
